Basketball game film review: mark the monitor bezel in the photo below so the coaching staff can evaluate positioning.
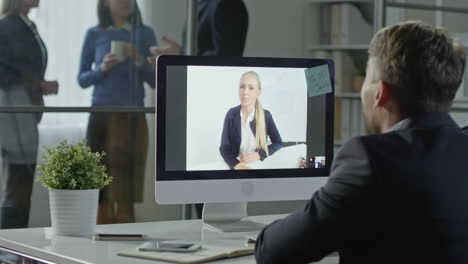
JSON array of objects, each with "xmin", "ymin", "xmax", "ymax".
[{"xmin": 156, "ymin": 55, "xmax": 334, "ymax": 181}]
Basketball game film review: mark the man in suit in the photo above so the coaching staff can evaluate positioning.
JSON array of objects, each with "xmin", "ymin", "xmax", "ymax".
[
  {"xmin": 255, "ymin": 21, "xmax": 468, "ymax": 264},
  {"xmin": 149, "ymin": 0, "xmax": 249, "ymax": 57},
  {"xmin": 196, "ymin": 0, "xmax": 248, "ymax": 56}
]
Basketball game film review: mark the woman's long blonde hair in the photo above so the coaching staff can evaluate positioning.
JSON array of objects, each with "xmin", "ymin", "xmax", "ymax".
[
  {"xmin": 1, "ymin": 0, "xmax": 21, "ymax": 16},
  {"xmin": 242, "ymin": 71, "xmax": 269, "ymax": 156}
]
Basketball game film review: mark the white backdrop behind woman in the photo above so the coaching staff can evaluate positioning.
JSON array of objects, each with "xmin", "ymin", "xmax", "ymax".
[{"xmin": 187, "ymin": 66, "xmax": 307, "ymax": 170}]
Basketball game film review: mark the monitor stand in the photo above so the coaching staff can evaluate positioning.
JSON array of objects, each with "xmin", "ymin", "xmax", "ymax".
[{"xmin": 202, "ymin": 202, "xmax": 265, "ymax": 232}]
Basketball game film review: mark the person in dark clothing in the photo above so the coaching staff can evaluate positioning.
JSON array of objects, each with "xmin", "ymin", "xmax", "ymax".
[
  {"xmin": 148, "ymin": 0, "xmax": 249, "ymax": 57},
  {"xmin": 219, "ymin": 71, "xmax": 282, "ymax": 170},
  {"xmin": 256, "ymin": 21, "xmax": 468, "ymax": 264},
  {"xmin": 0, "ymin": 0, "xmax": 58, "ymax": 229},
  {"xmin": 196, "ymin": 0, "xmax": 248, "ymax": 56}
]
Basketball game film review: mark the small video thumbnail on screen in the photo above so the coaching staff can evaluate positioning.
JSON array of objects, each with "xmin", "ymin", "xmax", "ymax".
[{"xmin": 186, "ymin": 65, "xmax": 330, "ymax": 171}]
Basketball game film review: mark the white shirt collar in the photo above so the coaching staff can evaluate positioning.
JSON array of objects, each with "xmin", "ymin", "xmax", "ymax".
[
  {"xmin": 240, "ymin": 108, "xmax": 255, "ymax": 124},
  {"xmin": 388, "ymin": 118, "xmax": 411, "ymax": 132}
]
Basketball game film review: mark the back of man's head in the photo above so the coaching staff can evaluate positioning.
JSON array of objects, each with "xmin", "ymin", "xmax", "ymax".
[{"xmin": 369, "ymin": 21, "xmax": 466, "ymax": 117}]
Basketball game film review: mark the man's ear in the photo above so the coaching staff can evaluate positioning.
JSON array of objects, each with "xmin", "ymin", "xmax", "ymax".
[{"xmin": 374, "ymin": 80, "xmax": 391, "ymax": 107}]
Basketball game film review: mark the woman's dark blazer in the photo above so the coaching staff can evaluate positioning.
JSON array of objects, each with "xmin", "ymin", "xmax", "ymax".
[
  {"xmin": 0, "ymin": 15, "xmax": 46, "ymax": 107},
  {"xmin": 220, "ymin": 105, "xmax": 283, "ymax": 169}
]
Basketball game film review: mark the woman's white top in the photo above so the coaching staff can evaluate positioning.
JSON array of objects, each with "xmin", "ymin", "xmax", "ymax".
[{"xmin": 239, "ymin": 108, "xmax": 257, "ymax": 155}]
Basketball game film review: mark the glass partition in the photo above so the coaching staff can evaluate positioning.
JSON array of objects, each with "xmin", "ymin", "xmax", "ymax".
[{"xmin": 0, "ymin": 0, "xmax": 186, "ymax": 231}]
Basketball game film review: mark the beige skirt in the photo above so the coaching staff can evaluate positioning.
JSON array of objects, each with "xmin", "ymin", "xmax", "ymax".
[{"xmin": 87, "ymin": 112, "xmax": 148, "ymax": 203}]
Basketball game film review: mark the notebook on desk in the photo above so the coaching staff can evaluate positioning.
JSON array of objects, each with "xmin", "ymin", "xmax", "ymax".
[{"xmin": 118, "ymin": 245, "xmax": 255, "ymax": 264}]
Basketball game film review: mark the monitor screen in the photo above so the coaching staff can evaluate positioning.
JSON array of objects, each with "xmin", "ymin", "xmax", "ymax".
[{"xmin": 156, "ymin": 56, "xmax": 334, "ymax": 204}]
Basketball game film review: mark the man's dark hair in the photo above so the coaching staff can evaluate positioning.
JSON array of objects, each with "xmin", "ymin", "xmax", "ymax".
[
  {"xmin": 97, "ymin": 0, "xmax": 143, "ymax": 29},
  {"xmin": 369, "ymin": 21, "xmax": 466, "ymax": 117}
]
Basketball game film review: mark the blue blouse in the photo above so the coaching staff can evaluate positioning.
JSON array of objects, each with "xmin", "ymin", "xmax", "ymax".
[{"xmin": 77, "ymin": 25, "xmax": 156, "ymax": 106}]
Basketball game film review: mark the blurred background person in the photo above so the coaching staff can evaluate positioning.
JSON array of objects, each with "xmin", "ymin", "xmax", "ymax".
[
  {"xmin": 77, "ymin": 0, "xmax": 156, "ymax": 224},
  {"xmin": 149, "ymin": 0, "xmax": 249, "ymax": 58},
  {"xmin": 0, "ymin": 0, "xmax": 58, "ymax": 229}
]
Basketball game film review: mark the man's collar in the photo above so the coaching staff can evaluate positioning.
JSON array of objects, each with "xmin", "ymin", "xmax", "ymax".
[
  {"xmin": 387, "ymin": 112, "xmax": 459, "ymax": 132},
  {"xmin": 387, "ymin": 118, "xmax": 411, "ymax": 132}
]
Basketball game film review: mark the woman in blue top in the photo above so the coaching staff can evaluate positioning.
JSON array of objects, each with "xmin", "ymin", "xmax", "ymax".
[
  {"xmin": 219, "ymin": 71, "xmax": 283, "ymax": 170},
  {"xmin": 77, "ymin": 0, "xmax": 156, "ymax": 224}
]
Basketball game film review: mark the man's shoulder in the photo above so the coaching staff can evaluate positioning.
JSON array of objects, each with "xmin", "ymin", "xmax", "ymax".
[
  {"xmin": 339, "ymin": 133, "xmax": 408, "ymax": 160},
  {"xmin": 358, "ymin": 129, "xmax": 414, "ymax": 146},
  {"xmin": 217, "ymin": 0, "xmax": 246, "ymax": 10}
]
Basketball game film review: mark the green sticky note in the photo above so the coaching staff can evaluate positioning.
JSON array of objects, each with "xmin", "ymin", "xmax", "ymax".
[{"xmin": 304, "ymin": 65, "xmax": 332, "ymax": 97}]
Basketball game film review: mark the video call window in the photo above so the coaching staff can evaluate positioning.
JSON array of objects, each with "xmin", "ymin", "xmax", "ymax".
[{"xmin": 185, "ymin": 66, "xmax": 327, "ymax": 171}]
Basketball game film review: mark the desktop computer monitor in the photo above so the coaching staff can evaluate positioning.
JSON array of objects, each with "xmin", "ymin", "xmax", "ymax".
[{"xmin": 156, "ymin": 56, "xmax": 334, "ymax": 232}]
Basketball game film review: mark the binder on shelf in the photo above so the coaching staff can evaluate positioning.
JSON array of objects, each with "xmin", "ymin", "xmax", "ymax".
[
  {"xmin": 340, "ymin": 99, "xmax": 351, "ymax": 140},
  {"xmin": 334, "ymin": 97, "xmax": 342, "ymax": 141},
  {"xmin": 330, "ymin": 3, "xmax": 372, "ymax": 45},
  {"xmin": 350, "ymin": 100, "xmax": 363, "ymax": 137},
  {"xmin": 332, "ymin": 51, "xmax": 356, "ymax": 93}
]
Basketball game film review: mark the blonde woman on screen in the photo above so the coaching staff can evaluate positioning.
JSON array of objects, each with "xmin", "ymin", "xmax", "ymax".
[{"xmin": 219, "ymin": 71, "xmax": 283, "ymax": 170}]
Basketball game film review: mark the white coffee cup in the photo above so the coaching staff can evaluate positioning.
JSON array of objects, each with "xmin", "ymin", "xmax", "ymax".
[{"xmin": 111, "ymin": 40, "xmax": 128, "ymax": 62}]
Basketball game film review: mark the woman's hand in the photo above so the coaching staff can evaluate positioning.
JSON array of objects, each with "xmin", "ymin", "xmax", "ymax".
[
  {"xmin": 100, "ymin": 53, "xmax": 120, "ymax": 72},
  {"xmin": 234, "ymin": 163, "xmax": 251, "ymax": 170},
  {"xmin": 149, "ymin": 36, "xmax": 182, "ymax": 56},
  {"xmin": 147, "ymin": 36, "xmax": 182, "ymax": 67},
  {"xmin": 40, "ymin": 81, "xmax": 59, "ymax": 95},
  {"xmin": 239, "ymin": 152, "xmax": 261, "ymax": 164}
]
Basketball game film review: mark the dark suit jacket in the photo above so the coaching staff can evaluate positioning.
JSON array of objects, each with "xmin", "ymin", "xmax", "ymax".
[
  {"xmin": 220, "ymin": 105, "xmax": 282, "ymax": 169},
  {"xmin": 0, "ymin": 15, "xmax": 46, "ymax": 106},
  {"xmin": 256, "ymin": 112, "xmax": 468, "ymax": 264},
  {"xmin": 197, "ymin": 0, "xmax": 248, "ymax": 56}
]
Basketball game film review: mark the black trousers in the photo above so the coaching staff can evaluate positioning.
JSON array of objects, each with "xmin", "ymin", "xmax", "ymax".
[{"xmin": 0, "ymin": 163, "xmax": 35, "ymax": 229}]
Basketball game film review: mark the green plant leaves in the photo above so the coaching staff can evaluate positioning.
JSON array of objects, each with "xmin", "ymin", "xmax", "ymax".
[{"xmin": 36, "ymin": 140, "xmax": 112, "ymax": 190}]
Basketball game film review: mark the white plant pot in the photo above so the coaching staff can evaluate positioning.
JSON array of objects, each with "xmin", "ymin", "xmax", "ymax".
[{"xmin": 49, "ymin": 189, "xmax": 99, "ymax": 237}]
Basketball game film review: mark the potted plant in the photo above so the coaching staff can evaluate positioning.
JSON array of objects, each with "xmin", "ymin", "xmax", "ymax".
[{"xmin": 37, "ymin": 140, "xmax": 112, "ymax": 237}]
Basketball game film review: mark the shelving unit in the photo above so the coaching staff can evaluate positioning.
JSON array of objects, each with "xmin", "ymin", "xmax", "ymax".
[
  {"xmin": 305, "ymin": 0, "xmax": 468, "ymax": 145},
  {"xmin": 307, "ymin": 44, "xmax": 369, "ymax": 51}
]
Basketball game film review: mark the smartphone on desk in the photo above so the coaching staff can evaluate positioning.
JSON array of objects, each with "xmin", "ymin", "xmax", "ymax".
[
  {"xmin": 138, "ymin": 240, "xmax": 201, "ymax": 253},
  {"xmin": 92, "ymin": 233, "xmax": 146, "ymax": 241}
]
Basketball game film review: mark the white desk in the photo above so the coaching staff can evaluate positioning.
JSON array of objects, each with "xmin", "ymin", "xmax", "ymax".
[{"xmin": 0, "ymin": 215, "xmax": 338, "ymax": 264}]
